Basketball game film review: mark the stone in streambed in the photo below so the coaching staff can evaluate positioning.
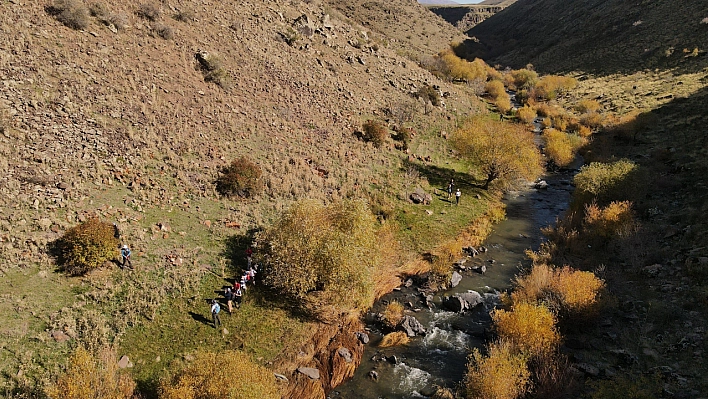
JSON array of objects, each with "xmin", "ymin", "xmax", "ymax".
[{"xmin": 442, "ymin": 291, "xmax": 483, "ymax": 313}]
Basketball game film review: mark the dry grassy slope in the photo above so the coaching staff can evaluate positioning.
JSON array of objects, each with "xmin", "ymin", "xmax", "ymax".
[
  {"xmin": 463, "ymin": 0, "xmax": 708, "ymax": 75},
  {"xmin": 325, "ymin": 0, "xmax": 466, "ymax": 59},
  {"xmin": 0, "ymin": 0, "xmax": 479, "ymax": 272}
]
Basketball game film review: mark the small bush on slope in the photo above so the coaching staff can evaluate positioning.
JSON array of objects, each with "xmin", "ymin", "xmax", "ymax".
[{"xmin": 56, "ymin": 218, "xmax": 118, "ymax": 276}]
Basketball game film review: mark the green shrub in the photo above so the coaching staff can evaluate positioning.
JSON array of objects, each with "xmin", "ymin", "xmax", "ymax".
[
  {"xmin": 505, "ymin": 68, "xmax": 538, "ymax": 91},
  {"xmin": 215, "ymin": 157, "xmax": 263, "ymax": 198},
  {"xmin": 362, "ymin": 119, "xmax": 389, "ymax": 148},
  {"xmin": 137, "ymin": 3, "xmax": 160, "ymax": 21},
  {"xmin": 255, "ymin": 200, "xmax": 380, "ymax": 318},
  {"xmin": 159, "ymin": 350, "xmax": 279, "ymax": 399},
  {"xmin": 50, "ymin": 0, "xmax": 91, "ymax": 30},
  {"xmin": 57, "ymin": 218, "xmax": 119, "ymax": 275},
  {"xmin": 452, "ymin": 117, "xmax": 543, "ymax": 190},
  {"xmin": 573, "ymin": 159, "xmax": 640, "ymax": 206},
  {"xmin": 417, "ymin": 84, "xmax": 441, "ymax": 106}
]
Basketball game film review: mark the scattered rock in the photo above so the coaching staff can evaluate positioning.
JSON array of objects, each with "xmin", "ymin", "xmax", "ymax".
[
  {"xmin": 117, "ymin": 355, "xmax": 133, "ymax": 369},
  {"xmin": 368, "ymin": 370, "xmax": 378, "ymax": 381},
  {"xmin": 450, "ymin": 271, "xmax": 462, "ymax": 288},
  {"xmin": 355, "ymin": 331, "xmax": 370, "ymax": 344},
  {"xmin": 400, "ymin": 315, "xmax": 426, "ymax": 337},
  {"xmin": 297, "ymin": 367, "xmax": 320, "ymax": 380},
  {"xmin": 50, "ymin": 330, "xmax": 70, "ymax": 343},
  {"xmin": 337, "ymin": 347, "xmax": 353, "ymax": 363},
  {"xmin": 387, "ymin": 355, "xmax": 398, "ymax": 364},
  {"xmin": 57, "ymin": 182, "xmax": 69, "ymax": 190},
  {"xmin": 442, "ymin": 291, "xmax": 483, "ymax": 312},
  {"xmin": 274, "ymin": 373, "xmax": 289, "ymax": 382},
  {"xmin": 574, "ymin": 362, "xmax": 600, "ymax": 376},
  {"xmin": 534, "ymin": 180, "xmax": 549, "ymax": 190}
]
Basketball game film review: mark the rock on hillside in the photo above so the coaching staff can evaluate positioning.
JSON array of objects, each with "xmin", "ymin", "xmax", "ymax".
[
  {"xmin": 0, "ymin": 0, "xmax": 479, "ymax": 271},
  {"xmin": 462, "ymin": 0, "xmax": 708, "ymax": 74}
]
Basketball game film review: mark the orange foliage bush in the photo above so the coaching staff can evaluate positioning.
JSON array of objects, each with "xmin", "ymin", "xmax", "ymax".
[
  {"xmin": 465, "ymin": 340, "xmax": 531, "ymax": 399},
  {"xmin": 159, "ymin": 350, "xmax": 279, "ymax": 399},
  {"xmin": 516, "ymin": 105, "xmax": 536, "ymax": 125},
  {"xmin": 512, "ymin": 264, "xmax": 604, "ymax": 315},
  {"xmin": 47, "ymin": 346, "xmax": 135, "ymax": 399},
  {"xmin": 215, "ymin": 156, "xmax": 264, "ymax": 198},
  {"xmin": 575, "ymin": 99, "xmax": 601, "ymax": 114},
  {"xmin": 542, "ymin": 129, "xmax": 587, "ymax": 167},
  {"xmin": 580, "ymin": 112, "xmax": 604, "ymax": 129},
  {"xmin": 583, "ymin": 201, "xmax": 638, "ymax": 239},
  {"xmin": 485, "ymin": 80, "xmax": 507, "ymax": 99},
  {"xmin": 493, "ymin": 302, "xmax": 560, "ymax": 357},
  {"xmin": 531, "ymin": 75, "xmax": 577, "ymax": 101},
  {"xmin": 494, "ymin": 96, "xmax": 512, "ymax": 114},
  {"xmin": 438, "ymin": 48, "xmax": 488, "ymax": 81}
]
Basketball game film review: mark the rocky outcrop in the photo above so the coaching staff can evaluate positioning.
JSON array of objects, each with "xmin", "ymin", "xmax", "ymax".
[{"xmin": 442, "ymin": 291, "xmax": 483, "ymax": 312}]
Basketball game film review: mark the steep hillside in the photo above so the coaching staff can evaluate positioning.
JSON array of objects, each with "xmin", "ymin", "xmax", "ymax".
[
  {"xmin": 462, "ymin": 0, "xmax": 708, "ymax": 74},
  {"xmin": 0, "ymin": 0, "xmax": 483, "ymax": 395},
  {"xmin": 326, "ymin": 0, "xmax": 466, "ymax": 60},
  {"xmin": 428, "ymin": 3, "xmax": 511, "ymax": 32}
]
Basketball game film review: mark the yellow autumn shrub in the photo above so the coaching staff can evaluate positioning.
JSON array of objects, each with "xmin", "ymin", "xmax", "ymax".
[
  {"xmin": 583, "ymin": 201, "xmax": 638, "ymax": 238},
  {"xmin": 379, "ymin": 331, "xmax": 410, "ymax": 347},
  {"xmin": 159, "ymin": 350, "xmax": 279, "ymax": 399},
  {"xmin": 516, "ymin": 105, "xmax": 536, "ymax": 125},
  {"xmin": 493, "ymin": 302, "xmax": 560, "ymax": 357},
  {"xmin": 382, "ymin": 300, "xmax": 405, "ymax": 328},
  {"xmin": 465, "ymin": 340, "xmax": 531, "ymax": 399},
  {"xmin": 47, "ymin": 346, "xmax": 135, "ymax": 399}
]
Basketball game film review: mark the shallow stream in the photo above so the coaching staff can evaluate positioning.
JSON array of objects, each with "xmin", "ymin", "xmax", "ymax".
[{"xmin": 333, "ymin": 137, "xmax": 580, "ymax": 398}]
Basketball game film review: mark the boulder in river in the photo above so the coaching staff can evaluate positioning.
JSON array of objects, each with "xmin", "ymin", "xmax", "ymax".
[
  {"xmin": 355, "ymin": 331, "xmax": 370, "ymax": 344},
  {"xmin": 400, "ymin": 315, "xmax": 426, "ymax": 337},
  {"xmin": 450, "ymin": 271, "xmax": 462, "ymax": 288},
  {"xmin": 442, "ymin": 291, "xmax": 483, "ymax": 312}
]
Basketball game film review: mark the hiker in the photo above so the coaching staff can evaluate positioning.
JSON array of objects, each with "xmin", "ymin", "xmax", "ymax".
[
  {"xmin": 455, "ymin": 188, "xmax": 461, "ymax": 205},
  {"xmin": 447, "ymin": 179, "xmax": 454, "ymax": 200},
  {"xmin": 234, "ymin": 285, "xmax": 243, "ymax": 308},
  {"xmin": 113, "ymin": 223, "xmax": 121, "ymax": 239},
  {"xmin": 224, "ymin": 287, "xmax": 234, "ymax": 314},
  {"xmin": 120, "ymin": 245, "xmax": 132, "ymax": 269},
  {"xmin": 246, "ymin": 267, "xmax": 256, "ymax": 285},
  {"xmin": 246, "ymin": 247, "xmax": 253, "ymax": 268},
  {"xmin": 210, "ymin": 299, "xmax": 221, "ymax": 328},
  {"xmin": 233, "ymin": 279, "xmax": 242, "ymax": 293},
  {"xmin": 240, "ymin": 276, "xmax": 247, "ymax": 292}
]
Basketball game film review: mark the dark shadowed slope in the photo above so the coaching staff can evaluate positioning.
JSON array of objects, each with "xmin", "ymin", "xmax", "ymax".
[{"xmin": 459, "ymin": 0, "xmax": 708, "ymax": 75}]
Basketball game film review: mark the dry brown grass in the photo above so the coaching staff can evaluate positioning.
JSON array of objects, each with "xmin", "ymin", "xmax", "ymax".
[
  {"xmin": 382, "ymin": 300, "xmax": 405, "ymax": 328},
  {"xmin": 379, "ymin": 331, "xmax": 410, "ymax": 347},
  {"xmin": 49, "ymin": 0, "xmax": 90, "ymax": 30}
]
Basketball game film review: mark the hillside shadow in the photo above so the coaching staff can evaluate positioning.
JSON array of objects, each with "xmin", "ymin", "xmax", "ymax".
[
  {"xmin": 221, "ymin": 228, "xmax": 259, "ymax": 273},
  {"xmin": 457, "ymin": 0, "xmax": 708, "ymax": 76},
  {"xmin": 401, "ymin": 158, "xmax": 488, "ymax": 192}
]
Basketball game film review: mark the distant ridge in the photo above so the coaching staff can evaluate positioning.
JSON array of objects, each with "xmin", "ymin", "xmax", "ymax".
[{"xmin": 418, "ymin": 0, "xmax": 459, "ymax": 5}]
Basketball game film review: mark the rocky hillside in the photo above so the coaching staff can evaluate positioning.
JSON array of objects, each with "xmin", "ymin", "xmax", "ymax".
[
  {"xmin": 428, "ymin": 3, "xmax": 511, "ymax": 32},
  {"xmin": 0, "ymin": 0, "xmax": 478, "ymax": 273},
  {"xmin": 462, "ymin": 0, "xmax": 708, "ymax": 74}
]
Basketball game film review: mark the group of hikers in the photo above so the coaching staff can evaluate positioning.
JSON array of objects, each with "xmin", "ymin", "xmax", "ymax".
[
  {"xmin": 210, "ymin": 247, "xmax": 258, "ymax": 329},
  {"xmin": 446, "ymin": 178, "xmax": 462, "ymax": 205}
]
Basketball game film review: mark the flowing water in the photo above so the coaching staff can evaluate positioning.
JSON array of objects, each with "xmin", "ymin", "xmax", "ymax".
[{"xmin": 333, "ymin": 112, "xmax": 581, "ymax": 398}]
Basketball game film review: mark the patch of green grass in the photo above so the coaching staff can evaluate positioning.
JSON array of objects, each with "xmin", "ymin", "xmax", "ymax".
[{"xmin": 119, "ymin": 274, "xmax": 312, "ymax": 392}]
